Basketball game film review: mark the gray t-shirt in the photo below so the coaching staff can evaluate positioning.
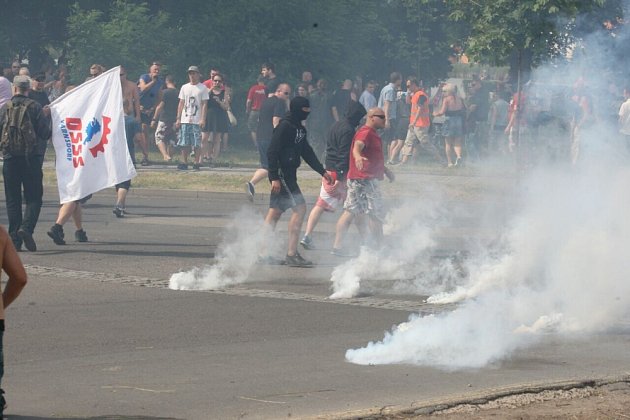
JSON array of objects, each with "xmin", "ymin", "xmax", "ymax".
[
  {"xmin": 491, "ymin": 99, "xmax": 509, "ymax": 127},
  {"xmin": 377, "ymin": 83, "xmax": 397, "ymax": 119}
]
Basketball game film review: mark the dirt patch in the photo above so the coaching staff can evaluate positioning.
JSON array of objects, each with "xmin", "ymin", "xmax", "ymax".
[{"xmin": 396, "ymin": 382, "xmax": 630, "ymax": 419}]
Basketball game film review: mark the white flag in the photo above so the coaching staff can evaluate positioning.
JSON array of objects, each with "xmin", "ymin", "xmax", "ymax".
[{"xmin": 50, "ymin": 66, "xmax": 136, "ymax": 204}]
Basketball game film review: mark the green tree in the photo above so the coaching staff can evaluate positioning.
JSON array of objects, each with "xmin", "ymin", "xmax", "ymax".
[
  {"xmin": 0, "ymin": 0, "xmax": 87, "ymax": 71},
  {"xmin": 447, "ymin": 0, "xmax": 623, "ymax": 81},
  {"xmin": 369, "ymin": 0, "xmax": 460, "ymax": 86},
  {"xmin": 66, "ymin": 0, "xmax": 174, "ymax": 82}
]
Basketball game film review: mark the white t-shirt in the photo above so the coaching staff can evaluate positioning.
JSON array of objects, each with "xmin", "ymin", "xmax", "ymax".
[
  {"xmin": 619, "ymin": 99, "xmax": 630, "ymax": 136},
  {"xmin": 178, "ymin": 83, "xmax": 209, "ymax": 125}
]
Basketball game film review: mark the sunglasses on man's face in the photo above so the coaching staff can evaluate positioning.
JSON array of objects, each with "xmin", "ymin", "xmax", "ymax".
[{"xmin": 372, "ymin": 114, "xmax": 386, "ymax": 119}]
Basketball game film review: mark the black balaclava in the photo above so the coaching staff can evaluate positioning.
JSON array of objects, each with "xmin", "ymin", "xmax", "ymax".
[{"xmin": 288, "ymin": 96, "xmax": 310, "ymax": 122}]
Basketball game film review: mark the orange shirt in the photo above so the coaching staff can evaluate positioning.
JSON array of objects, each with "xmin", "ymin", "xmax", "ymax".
[{"xmin": 409, "ymin": 90, "xmax": 430, "ymax": 127}]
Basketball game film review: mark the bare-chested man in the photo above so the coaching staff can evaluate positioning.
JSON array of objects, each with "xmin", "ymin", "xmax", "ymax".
[{"xmin": 113, "ymin": 65, "xmax": 141, "ymax": 217}]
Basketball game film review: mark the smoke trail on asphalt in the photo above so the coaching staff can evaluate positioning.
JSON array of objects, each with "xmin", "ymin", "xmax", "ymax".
[
  {"xmin": 346, "ymin": 162, "xmax": 630, "ymax": 368},
  {"xmin": 329, "ymin": 193, "xmax": 465, "ymax": 299},
  {"xmin": 169, "ymin": 207, "xmax": 270, "ymax": 290}
]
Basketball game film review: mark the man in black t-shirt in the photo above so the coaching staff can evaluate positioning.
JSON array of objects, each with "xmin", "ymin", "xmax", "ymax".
[
  {"xmin": 27, "ymin": 74, "xmax": 50, "ymax": 108},
  {"xmin": 331, "ymin": 79, "xmax": 356, "ymax": 122},
  {"xmin": 151, "ymin": 75, "xmax": 178, "ymax": 161},
  {"xmin": 261, "ymin": 62, "xmax": 281, "ymax": 97},
  {"xmin": 245, "ymin": 83, "xmax": 291, "ymax": 201}
]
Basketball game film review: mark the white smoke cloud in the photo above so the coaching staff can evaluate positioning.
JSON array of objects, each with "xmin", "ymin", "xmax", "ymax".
[
  {"xmin": 329, "ymin": 191, "xmax": 465, "ymax": 299},
  {"xmin": 344, "ymin": 17, "xmax": 630, "ymax": 367},
  {"xmin": 346, "ymin": 161, "xmax": 630, "ymax": 369},
  {"xmin": 169, "ymin": 207, "xmax": 274, "ymax": 290}
]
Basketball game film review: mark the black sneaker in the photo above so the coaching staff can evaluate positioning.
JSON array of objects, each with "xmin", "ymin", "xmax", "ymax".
[
  {"xmin": 47, "ymin": 224, "xmax": 66, "ymax": 245},
  {"xmin": 192, "ymin": 163, "xmax": 201, "ymax": 171},
  {"xmin": 246, "ymin": 182, "xmax": 255, "ymax": 201},
  {"xmin": 286, "ymin": 252, "xmax": 313, "ymax": 267},
  {"xmin": 0, "ymin": 387, "xmax": 5, "ymax": 417},
  {"xmin": 113, "ymin": 207, "xmax": 124, "ymax": 218},
  {"xmin": 140, "ymin": 158, "xmax": 150, "ymax": 166},
  {"xmin": 300, "ymin": 235, "xmax": 315, "ymax": 250},
  {"xmin": 75, "ymin": 229, "xmax": 88, "ymax": 242},
  {"xmin": 17, "ymin": 229, "xmax": 37, "ymax": 252},
  {"xmin": 177, "ymin": 163, "xmax": 188, "ymax": 170},
  {"xmin": 257, "ymin": 255, "xmax": 286, "ymax": 265}
]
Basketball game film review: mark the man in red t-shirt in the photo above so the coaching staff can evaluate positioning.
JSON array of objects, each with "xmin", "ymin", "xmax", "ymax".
[
  {"xmin": 331, "ymin": 107, "xmax": 395, "ymax": 256},
  {"xmin": 246, "ymin": 76, "xmax": 267, "ymax": 146}
]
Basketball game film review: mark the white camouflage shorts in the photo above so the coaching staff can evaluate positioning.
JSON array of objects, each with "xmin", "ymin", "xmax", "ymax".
[
  {"xmin": 343, "ymin": 179, "xmax": 385, "ymax": 222},
  {"xmin": 154, "ymin": 120, "xmax": 178, "ymax": 145}
]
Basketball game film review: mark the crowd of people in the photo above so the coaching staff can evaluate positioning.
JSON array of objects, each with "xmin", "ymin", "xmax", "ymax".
[
  {"xmin": 3, "ymin": 59, "xmax": 629, "ymax": 173},
  {"xmin": 1, "ymin": 59, "xmax": 630, "ymax": 260},
  {"xmin": 1, "ymin": 59, "xmax": 630, "ymax": 257}
]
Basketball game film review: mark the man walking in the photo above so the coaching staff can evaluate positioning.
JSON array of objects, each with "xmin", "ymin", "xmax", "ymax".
[
  {"xmin": 400, "ymin": 77, "xmax": 442, "ymax": 165},
  {"xmin": 0, "ymin": 75, "xmax": 51, "ymax": 251},
  {"xmin": 332, "ymin": 107, "xmax": 395, "ymax": 255},
  {"xmin": 113, "ymin": 65, "xmax": 142, "ymax": 217},
  {"xmin": 262, "ymin": 96, "xmax": 333, "ymax": 267},
  {"xmin": 378, "ymin": 72, "xmax": 402, "ymax": 164},
  {"xmin": 151, "ymin": 74, "xmax": 178, "ymax": 161},
  {"xmin": 300, "ymin": 101, "xmax": 367, "ymax": 250},
  {"xmin": 246, "ymin": 83, "xmax": 291, "ymax": 200}
]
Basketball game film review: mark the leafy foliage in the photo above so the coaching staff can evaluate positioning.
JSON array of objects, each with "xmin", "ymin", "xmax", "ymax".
[
  {"xmin": 446, "ymin": 0, "xmax": 623, "ymax": 70},
  {"xmin": 1, "ymin": 0, "xmax": 624, "ymax": 93},
  {"xmin": 66, "ymin": 1, "xmax": 173, "ymax": 83}
]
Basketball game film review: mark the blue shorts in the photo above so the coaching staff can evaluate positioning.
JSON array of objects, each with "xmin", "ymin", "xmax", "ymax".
[
  {"xmin": 257, "ymin": 138, "xmax": 271, "ymax": 169},
  {"xmin": 177, "ymin": 124, "xmax": 202, "ymax": 148}
]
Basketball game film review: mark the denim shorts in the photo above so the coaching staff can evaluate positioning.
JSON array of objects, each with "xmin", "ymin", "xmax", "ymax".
[
  {"xmin": 177, "ymin": 123, "xmax": 202, "ymax": 148},
  {"xmin": 257, "ymin": 138, "xmax": 271, "ymax": 169}
]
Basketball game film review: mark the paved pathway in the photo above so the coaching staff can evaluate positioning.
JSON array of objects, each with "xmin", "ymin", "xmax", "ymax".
[{"xmin": 0, "ymin": 177, "xmax": 628, "ymax": 419}]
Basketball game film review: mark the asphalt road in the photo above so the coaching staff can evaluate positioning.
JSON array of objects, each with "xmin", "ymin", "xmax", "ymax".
[{"xmin": 0, "ymin": 175, "xmax": 629, "ymax": 419}]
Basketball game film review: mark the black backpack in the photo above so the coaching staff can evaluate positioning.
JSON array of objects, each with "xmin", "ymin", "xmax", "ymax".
[{"xmin": 0, "ymin": 98, "xmax": 38, "ymax": 157}]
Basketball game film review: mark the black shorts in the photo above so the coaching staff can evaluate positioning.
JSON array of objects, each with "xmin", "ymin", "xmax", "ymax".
[
  {"xmin": 269, "ymin": 177, "xmax": 305, "ymax": 212},
  {"xmin": 115, "ymin": 180, "xmax": 132, "ymax": 191},
  {"xmin": 140, "ymin": 111, "xmax": 152, "ymax": 125},
  {"xmin": 380, "ymin": 118, "xmax": 398, "ymax": 143},
  {"xmin": 77, "ymin": 194, "xmax": 93, "ymax": 204}
]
